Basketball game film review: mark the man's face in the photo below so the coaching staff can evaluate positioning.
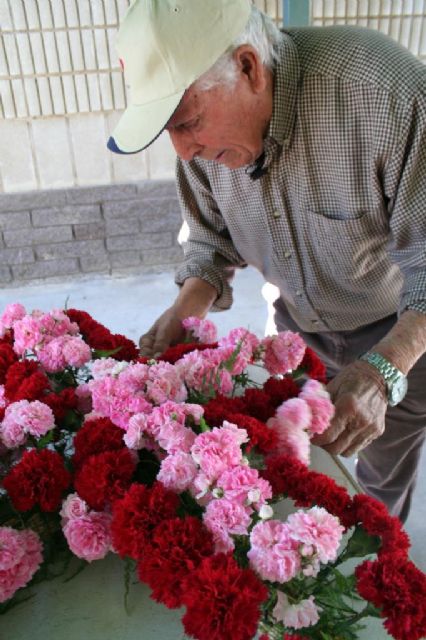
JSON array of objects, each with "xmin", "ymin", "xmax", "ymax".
[{"xmin": 165, "ymin": 47, "xmax": 272, "ymax": 169}]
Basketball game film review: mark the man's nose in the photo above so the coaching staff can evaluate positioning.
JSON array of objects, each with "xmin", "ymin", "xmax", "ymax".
[{"xmin": 168, "ymin": 131, "xmax": 203, "ymax": 161}]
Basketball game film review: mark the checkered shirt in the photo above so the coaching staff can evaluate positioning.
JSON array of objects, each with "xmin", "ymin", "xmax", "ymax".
[{"xmin": 174, "ymin": 25, "xmax": 426, "ymax": 332}]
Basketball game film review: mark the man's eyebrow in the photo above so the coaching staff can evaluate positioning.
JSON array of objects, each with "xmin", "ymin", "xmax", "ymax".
[{"xmin": 167, "ymin": 113, "xmax": 198, "ymax": 130}]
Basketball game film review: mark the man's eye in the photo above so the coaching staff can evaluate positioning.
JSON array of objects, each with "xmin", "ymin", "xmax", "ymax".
[{"xmin": 180, "ymin": 117, "xmax": 200, "ymax": 131}]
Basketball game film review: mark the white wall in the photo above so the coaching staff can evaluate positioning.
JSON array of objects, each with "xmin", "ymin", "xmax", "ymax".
[{"xmin": 0, "ymin": 0, "xmax": 424, "ymax": 193}]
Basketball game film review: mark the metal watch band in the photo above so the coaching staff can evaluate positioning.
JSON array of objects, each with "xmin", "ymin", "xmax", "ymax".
[{"xmin": 360, "ymin": 352, "xmax": 400, "ymax": 383}]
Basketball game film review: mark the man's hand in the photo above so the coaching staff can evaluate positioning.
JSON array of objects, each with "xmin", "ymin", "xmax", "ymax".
[
  {"xmin": 139, "ymin": 277, "xmax": 218, "ymax": 358},
  {"xmin": 311, "ymin": 360, "xmax": 388, "ymax": 457},
  {"xmin": 139, "ymin": 306, "xmax": 188, "ymax": 358}
]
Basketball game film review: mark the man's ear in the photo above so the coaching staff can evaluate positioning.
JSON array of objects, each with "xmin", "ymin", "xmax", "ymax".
[{"xmin": 233, "ymin": 45, "xmax": 268, "ymax": 93}]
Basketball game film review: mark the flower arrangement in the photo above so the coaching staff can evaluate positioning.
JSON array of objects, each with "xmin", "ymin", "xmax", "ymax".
[{"xmin": 1, "ymin": 303, "xmax": 425, "ymax": 640}]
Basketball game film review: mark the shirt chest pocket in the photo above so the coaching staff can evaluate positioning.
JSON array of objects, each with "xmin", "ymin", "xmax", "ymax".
[{"xmin": 299, "ymin": 209, "xmax": 391, "ymax": 280}]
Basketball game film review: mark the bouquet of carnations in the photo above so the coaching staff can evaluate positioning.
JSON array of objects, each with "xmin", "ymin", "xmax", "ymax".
[{"xmin": 0, "ymin": 302, "xmax": 425, "ymax": 640}]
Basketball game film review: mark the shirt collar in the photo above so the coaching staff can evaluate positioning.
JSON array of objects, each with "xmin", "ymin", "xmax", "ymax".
[{"xmin": 267, "ymin": 31, "xmax": 300, "ymax": 149}]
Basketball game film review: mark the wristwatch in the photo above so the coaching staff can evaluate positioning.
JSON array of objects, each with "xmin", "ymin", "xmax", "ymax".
[{"xmin": 359, "ymin": 351, "xmax": 408, "ymax": 407}]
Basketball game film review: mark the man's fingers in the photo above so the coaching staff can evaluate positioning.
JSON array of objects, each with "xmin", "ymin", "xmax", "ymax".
[
  {"xmin": 139, "ymin": 330, "xmax": 157, "ymax": 356},
  {"xmin": 311, "ymin": 406, "xmax": 349, "ymax": 446},
  {"xmin": 339, "ymin": 433, "xmax": 375, "ymax": 457}
]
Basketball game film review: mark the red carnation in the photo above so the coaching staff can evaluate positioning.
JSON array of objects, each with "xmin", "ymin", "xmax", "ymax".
[
  {"xmin": 5, "ymin": 360, "xmax": 50, "ymax": 402},
  {"xmin": 203, "ymin": 395, "xmax": 246, "ymax": 427},
  {"xmin": 72, "ymin": 417, "xmax": 126, "ymax": 469},
  {"xmin": 228, "ymin": 413, "xmax": 277, "ymax": 454},
  {"xmin": 0, "ymin": 341, "xmax": 18, "ymax": 384},
  {"xmin": 241, "ymin": 387, "xmax": 276, "ymax": 422},
  {"xmin": 42, "ymin": 387, "xmax": 78, "ymax": 423},
  {"xmin": 299, "ymin": 347, "xmax": 327, "ymax": 383},
  {"xmin": 111, "ymin": 482, "xmax": 179, "ymax": 560},
  {"xmin": 263, "ymin": 375, "xmax": 300, "ymax": 407},
  {"xmin": 138, "ymin": 516, "xmax": 215, "ymax": 608},
  {"xmin": 260, "ymin": 636, "xmax": 309, "ymax": 640},
  {"xmin": 66, "ymin": 308, "xmax": 138, "ymax": 361},
  {"xmin": 74, "ymin": 448, "xmax": 136, "ymax": 511},
  {"xmin": 262, "ymin": 454, "xmax": 354, "ymax": 528},
  {"xmin": 110, "ymin": 333, "xmax": 139, "ymax": 361},
  {"xmin": 156, "ymin": 342, "xmax": 219, "ymax": 365},
  {"xmin": 352, "ymin": 494, "xmax": 410, "ymax": 557},
  {"xmin": 261, "ymin": 453, "xmax": 309, "ymax": 496},
  {"xmin": 3, "ymin": 448, "xmax": 71, "ymax": 512},
  {"xmin": 181, "ymin": 553, "xmax": 268, "ymax": 640},
  {"xmin": 356, "ymin": 556, "xmax": 426, "ymax": 640}
]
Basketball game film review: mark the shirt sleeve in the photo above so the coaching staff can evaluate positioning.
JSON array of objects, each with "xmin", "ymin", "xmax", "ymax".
[
  {"xmin": 174, "ymin": 157, "xmax": 247, "ymax": 311},
  {"xmin": 384, "ymin": 93, "xmax": 426, "ymax": 316}
]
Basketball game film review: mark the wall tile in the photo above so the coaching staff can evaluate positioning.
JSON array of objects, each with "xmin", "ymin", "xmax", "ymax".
[
  {"xmin": 68, "ymin": 113, "xmax": 111, "ymax": 186},
  {"xmin": 0, "ymin": 120, "xmax": 37, "ymax": 192},
  {"xmin": 31, "ymin": 118, "xmax": 75, "ymax": 188}
]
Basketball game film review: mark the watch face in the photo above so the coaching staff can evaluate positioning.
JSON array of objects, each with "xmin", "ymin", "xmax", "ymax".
[{"xmin": 390, "ymin": 376, "xmax": 408, "ymax": 406}]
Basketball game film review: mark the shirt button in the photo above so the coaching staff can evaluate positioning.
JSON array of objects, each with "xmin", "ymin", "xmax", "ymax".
[
  {"xmin": 296, "ymin": 290, "xmax": 303, "ymax": 297},
  {"xmin": 283, "ymin": 250, "xmax": 292, "ymax": 258},
  {"xmin": 312, "ymin": 319, "xmax": 320, "ymax": 325},
  {"xmin": 272, "ymin": 209, "xmax": 281, "ymax": 218}
]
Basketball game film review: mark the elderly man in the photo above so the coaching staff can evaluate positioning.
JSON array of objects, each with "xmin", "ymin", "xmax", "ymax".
[{"xmin": 108, "ymin": 0, "xmax": 426, "ymax": 521}]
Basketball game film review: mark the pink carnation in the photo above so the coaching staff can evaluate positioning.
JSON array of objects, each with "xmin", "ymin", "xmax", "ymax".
[
  {"xmin": 89, "ymin": 375, "xmax": 152, "ymax": 431},
  {"xmin": 261, "ymin": 331, "xmax": 306, "ymax": 375},
  {"xmin": 12, "ymin": 315, "xmax": 44, "ymax": 355},
  {"xmin": 38, "ymin": 336, "xmax": 68, "ymax": 372},
  {"xmin": 124, "ymin": 413, "xmax": 151, "ymax": 450},
  {"xmin": 191, "ymin": 421, "xmax": 248, "ymax": 482},
  {"xmin": 287, "ymin": 507, "xmax": 344, "ymax": 564},
  {"xmin": 60, "ymin": 493, "xmax": 89, "ymax": 523},
  {"xmin": 273, "ymin": 592, "xmax": 321, "ymax": 629},
  {"xmin": 0, "ymin": 303, "xmax": 26, "ymax": 336},
  {"xmin": 267, "ymin": 398, "xmax": 312, "ymax": 464},
  {"xmin": 0, "ymin": 385, "xmax": 6, "ymax": 408},
  {"xmin": 62, "ymin": 336, "xmax": 92, "ymax": 368},
  {"xmin": 1, "ymin": 399, "xmax": 55, "ymax": 448},
  {"xmin": 75, "ymin": 383, "xmax": 93, "ymax": 414},
  {"xmin": 218, "ymin": 328, "xmax": 260, "ymax": 374},
  {"xmin": 182, "ymin": 316, "xmax": 218, "ymax": 343},
  {"xmin": 37, "ymin": 335, "xmax": 90, "ymax": 372},
  {"xmin": 91, "ymin": 358, "xmax": 128, "ymax": 380},
  {"xmin": 203, "ymin": 498, "xmax": 252, "ymax": 553},
  {"xmin": 0, "ymin": 527, "xmax": 43, "ymax": 603},
  {"xmin": 248, "ymin": 520, "xmax": 301, "ymax": 583},
  {"xmin": 157, "ymin": 452, "xmax": 198, "ymax": 492},
  {"xmin": 63, "ymin": 512, "xmax": 112, "ymax": 562},
  {"xmin": 12, "ymin": 309, "xmax": 79, "ymax": 356},
  {"xmin": 299, "ymin": 379, "xmax": 335, "ymax": 435},
  {"xmin": 156, "ymin": 419, "xmax": 196, "ymax": 454},
  {"xmin": 216, "ymin": 465, "xmax": 272, "ymax": 510},
  {"xmin": 0, "ymin": 415, "xmax": 26, "ymax": 449},
  {"xmin": 177, "ymin": 348, "xmax": 232, "ymax": 395},
  {"xmin": 117, "ymin": 362, "xmax": 149, "ymax": 391},
  {"xmin": 145, "ymin": 361, "xmax": 187, "ymax": 405},
  {"xmin": 38, "ymin": 309, "xmax": 79, "ymax": 338}
]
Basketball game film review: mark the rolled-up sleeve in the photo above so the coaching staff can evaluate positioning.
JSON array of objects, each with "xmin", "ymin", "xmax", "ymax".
[
  {"xmin": 385, "ymin": 94, "xmax": 426, "ymax": 315},
  {"xmin": 174, "ymin": 157, "xmax": 247, "ymax": 311}
]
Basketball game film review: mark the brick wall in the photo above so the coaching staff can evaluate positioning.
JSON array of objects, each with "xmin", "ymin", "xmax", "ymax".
[{"xmin": 0, "ymin": 180, "xmax": 183, "ymax": 287}]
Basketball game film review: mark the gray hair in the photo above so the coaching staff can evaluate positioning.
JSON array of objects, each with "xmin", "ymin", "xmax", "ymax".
[{"xmin": 195, "ymin": 6, "xmax": 281, "ymax": 92}]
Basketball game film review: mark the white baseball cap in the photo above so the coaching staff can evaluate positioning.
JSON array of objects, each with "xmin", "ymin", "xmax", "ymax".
[{"xmin": 107, "ymin": 0, "xmax": 252, "ymax": 154}]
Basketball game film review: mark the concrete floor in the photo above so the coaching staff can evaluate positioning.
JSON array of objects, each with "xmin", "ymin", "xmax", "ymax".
[{"xmin": 1, "ymin": 266, "xmax": 425, "ymax": 571}]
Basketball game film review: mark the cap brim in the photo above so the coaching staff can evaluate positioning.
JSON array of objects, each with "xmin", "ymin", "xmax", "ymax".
[{"xmin": 107, "ymin": 90, "xmax": 185, "ymax": 154}]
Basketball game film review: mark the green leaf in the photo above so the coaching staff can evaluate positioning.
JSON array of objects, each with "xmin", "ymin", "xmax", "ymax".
[
  {"xmin": 199, "ymin": 417, "xmax": 211, "ymax": 433},
  {"xmin": 344, "ymin": 525, "xmax": 381, "ymax": 557},
  {"xmin": 61, "ymin": 409, "xmax": 83, "ymax": 432},
  {"xmin": 134, "ymin": 449, "xmax": 161, "ymax": 486},
  {"xmin": 35, "ymin": 431, "xmax": 54, "ymax": 449},
  {"xmin": 92, "ymin": 347, "xmax": 123, "ymax": 358}
]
